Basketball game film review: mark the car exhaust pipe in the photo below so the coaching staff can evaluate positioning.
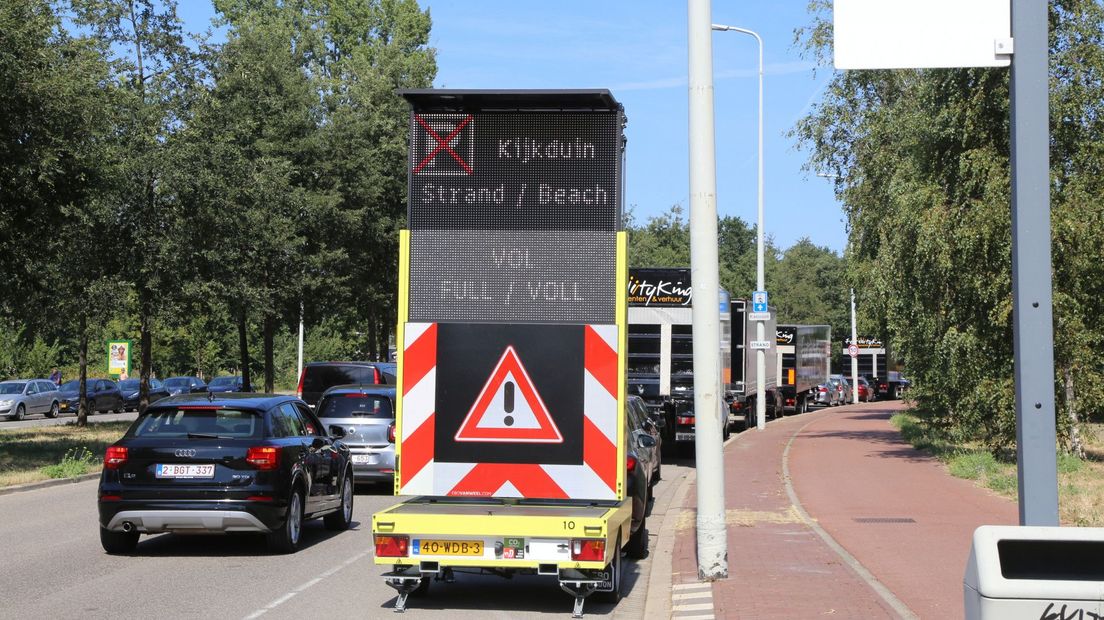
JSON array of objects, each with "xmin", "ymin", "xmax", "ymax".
[{"xmin": 121, "ymin": 521, "xmax": 135, "ymax": 533}]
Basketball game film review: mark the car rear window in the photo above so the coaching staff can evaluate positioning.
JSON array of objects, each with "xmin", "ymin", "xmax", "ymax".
[
  {"xmin": 317, "ymin": 394, "xmax": 393, "ymax": 419},
  {"xmin": 131, "ymin": 407, "xmax": 262, "ymax": 438},
  {"xmin": 303, "ymin": 365, "xmax": 380, "ymax": 392}
]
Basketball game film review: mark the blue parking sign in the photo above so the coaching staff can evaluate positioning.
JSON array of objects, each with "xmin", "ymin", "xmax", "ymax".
[{"xmin": 752, "ymin": 290, "xmax": 768, "ymax": 313}]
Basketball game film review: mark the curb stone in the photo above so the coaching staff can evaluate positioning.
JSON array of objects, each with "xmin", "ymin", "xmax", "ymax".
[{"xmin": 0, "ymin": 472, "xmax": 99, "ymax": 497}]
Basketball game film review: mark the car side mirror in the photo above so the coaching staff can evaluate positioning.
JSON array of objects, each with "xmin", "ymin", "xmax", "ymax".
[
  {"xmin": 638, "ymin": 434, "xmax": 657, "ymax": 448},
  {"xmin": 329, "ymin": 425, "xmax": 346, "ymax": 438},
  {"xmin": 310, "ymin": 437, "xmax": 326, "ymax": 451}
]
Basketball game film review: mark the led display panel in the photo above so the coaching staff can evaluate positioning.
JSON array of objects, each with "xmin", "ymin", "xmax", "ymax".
[{"xmin": 406, "ymin": 104, "xmax": 624, "ymax": 324}]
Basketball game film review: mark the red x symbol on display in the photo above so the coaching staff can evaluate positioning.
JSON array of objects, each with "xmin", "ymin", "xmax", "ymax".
[{"xmin": 413, "ymin": 114, "xmax": 474, "ymax": 175}]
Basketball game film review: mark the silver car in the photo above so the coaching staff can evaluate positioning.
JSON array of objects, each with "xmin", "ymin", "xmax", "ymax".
[
  {"xmin": 316, "ymin": 385, "xmax": 396, "ymax": 484},
  {"xmin": 828, "ymin": 374, "xmax": 853, "ymax": 405},
  {"xmin": 0, "ymin": 379, "xmax": 61, "ymax": 421}
]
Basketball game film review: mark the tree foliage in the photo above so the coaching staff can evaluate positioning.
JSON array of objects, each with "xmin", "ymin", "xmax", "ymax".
[{"xmin": 794, "ymin": 0, "xmax": 1104, "ymax": 452}]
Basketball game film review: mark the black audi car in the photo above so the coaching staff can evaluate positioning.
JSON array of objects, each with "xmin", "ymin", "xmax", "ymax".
[{"xmin": 97, "ymin": 394, "xmax": 354, "ymax": 555}]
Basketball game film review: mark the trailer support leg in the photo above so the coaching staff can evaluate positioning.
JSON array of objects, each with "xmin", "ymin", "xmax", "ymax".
[
  {"xmin": 559, "ymin": 580, "xmax": 598, "ymax": 619},
  {"xmin": 383, "ymin": 573, "xmax": 423, "ymax": 613}
]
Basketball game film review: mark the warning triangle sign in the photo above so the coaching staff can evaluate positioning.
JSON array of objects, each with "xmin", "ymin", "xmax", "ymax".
[{"xmin": 454, "ymin": 346, "xmax": 563, "ymax": 443}]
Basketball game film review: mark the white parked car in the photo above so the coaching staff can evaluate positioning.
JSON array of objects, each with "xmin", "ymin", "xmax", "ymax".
[{"xmin": 0, "ymin": 379, "xmax": 61, "ymax": 421}]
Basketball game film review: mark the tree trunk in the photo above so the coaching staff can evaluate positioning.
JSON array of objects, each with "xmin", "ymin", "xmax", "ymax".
[
  {"xmin": 1065, "ymin": 366, "xmax": 1084, "ymax": 459},
  {"xmin": 238, "ymin": 307, "xmax": 252, "ymax": 392},
  {"xmin": 379, "ymin": 312, "xmax": 391, "ymax": 362},
  {"xmin": 139, "ymin": 311, "xmax": 152, "ymax": 414},
  {"xmin": 368, "ymin": 312, "xmax": 378, "ymax": 361},
  {"xmin": 77, "ymin": 317, "xmax": 88, "ymax": 427},
  {"xmin": 263, "ymin": 314, "xmax": 274, "ymax": 393}
]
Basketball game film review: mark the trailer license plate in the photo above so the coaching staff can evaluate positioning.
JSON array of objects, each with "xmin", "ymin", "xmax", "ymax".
[
  {"xmin": 155, "ymin": 464, "xmax": 215, "ymax": 478},
  {"xmin": 675, "ymin": 432, "xmax": 695, "ymax": 441},
  {"xmin": 415, "ymin": 540, "xmax": 483, "ymax": 556}
]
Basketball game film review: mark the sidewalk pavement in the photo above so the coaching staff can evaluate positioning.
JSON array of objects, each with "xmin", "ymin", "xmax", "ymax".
[{"xmin": 670, "ymin": 400, "xmax": 1018, "ymax": 619}]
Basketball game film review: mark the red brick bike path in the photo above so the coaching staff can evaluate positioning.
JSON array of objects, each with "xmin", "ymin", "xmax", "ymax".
[{"xmin": 671, "ymin": 401, "xmax": 1017, "ymax": 619}]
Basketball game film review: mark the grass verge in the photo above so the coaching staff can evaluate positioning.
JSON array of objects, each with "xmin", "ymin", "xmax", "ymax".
[
  {"xmin": 0, "ymin": 422, "xmax": 131, "ymax": 488},
  {"xmin": 891, "ymin": 412, "xmax": 1104, "ymax": 526}
]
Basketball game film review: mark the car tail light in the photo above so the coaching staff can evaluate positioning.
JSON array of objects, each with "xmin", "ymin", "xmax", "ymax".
[
  {"xmin": 104, "ymin": 446, "xmax": 127, "ymax": 469},
  {"xmin": 246, "ymin": 495, "xmax": 274, "ymax": 502},
  {"xmin": 571, "ymin": 539, "xmax": 605, "ymax": 561},
  {"xmin": 375, "ymin": 535, "xmax": 410, "ymax": 557},
  {"xmin": 818, "ymin": 387, "xmax": 828, "ymax": 393},
  {"xmin": 388, "ymin": 422, "xmax": 396, "ymax": 444},
  {"xmin": 246, "ymin": 446, "xmax": 279, "ymax": 470},
  {"xmin": 100, "ymin": 494, "xmax": 122, "ymax": 501},
  {"xmin": 730, "ymin": 401, "xmax": 743, "ymax": 411},
  {"xmin": 785, "ymin": 398, "xmax": 795, "ymax": 406},
  {"xmin": 296, "ymin": 369, "xmax": 305, "ymax": 399},
  {"xmin": 676, "ymin": 416, "xmax": 694, "ymax": 426},
  {"xmin": 343, "ymin": 393, "xmax": 369, "ymax": 398},
  {"xmin": 627, "ymin": 456, "xmax": 637, "ymax": 472}
]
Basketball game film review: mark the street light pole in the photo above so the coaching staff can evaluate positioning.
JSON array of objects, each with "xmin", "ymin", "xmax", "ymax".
[{"xmin": 712, "ymin": 23, "xmax": 766, "ymax": 429}]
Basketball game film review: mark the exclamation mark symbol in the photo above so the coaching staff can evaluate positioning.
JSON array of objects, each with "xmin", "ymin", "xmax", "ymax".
[{"xmin": 503, "ymin": 381, "xmax": 515, "ymax": 426}]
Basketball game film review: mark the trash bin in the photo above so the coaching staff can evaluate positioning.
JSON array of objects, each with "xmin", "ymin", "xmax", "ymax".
[{"xmin": 964, "ymin": 525, "xmax": 1104, "ymax": 619}]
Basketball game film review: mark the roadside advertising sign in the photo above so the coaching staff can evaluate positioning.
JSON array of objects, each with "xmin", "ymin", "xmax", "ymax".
[
  {"xmin": 397, "ymin": 91, "xmax": 625, "ymax": 501},
  {"xmin": 107, "ymin": 340, "xmax": 131, "ymax": 377}
]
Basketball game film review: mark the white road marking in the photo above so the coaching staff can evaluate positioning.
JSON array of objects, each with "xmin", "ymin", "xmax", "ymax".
[
  {"xmin": 672, "ymin": 591, "xmax": 713, "ymax": 600},
  {"xmin": 671, "ymin": 582, "xmax": 712, "ymax": 592},
  {"xmin": 671, "ymin": 602, "xmax": 715, "ymax": 612},
  {"xmin": 242, "ymin": 549, "xmax": 371, "ymax": 619}
]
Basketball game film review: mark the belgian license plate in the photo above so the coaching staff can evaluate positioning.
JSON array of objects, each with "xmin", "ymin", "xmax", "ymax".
[
  {"xmin": 414, "ymin": 539, "xmax": 483, "ymax": 556},
  {"xmin": 351, "ymin": 454, "xmax": 377, "ymax": 465},
  {"xmin": 675, "ymin": 432, "xmax": 695, "ymax": 441},
  {"xmin": 155, "ymin": 464, "xmax": 215, "ymax": 478}
]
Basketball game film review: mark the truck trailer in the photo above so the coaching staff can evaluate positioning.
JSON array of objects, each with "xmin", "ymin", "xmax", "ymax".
[
  {"xmin": 729, "ymin": 299, "xmax": 781, "ymax": 430},
  {"xmin": 776, "ymin": 324, "xmax": 832, "ymax": 414},
  {"xmin": 626, "ymin": 267, "xmax": 732, "ymax": 448},
  {"xmin": 373, "ymin": 89, "xmax": 635, "ymax": 618}
]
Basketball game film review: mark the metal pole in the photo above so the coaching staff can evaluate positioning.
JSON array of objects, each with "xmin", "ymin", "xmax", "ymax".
[
  {"xmin": 712, "ymin": 24, "xmax": 765, "ymax": 430},
  {"xmin": 851, "ymin": 288, "xmax": 859, "ymax": 404},
  {"xmin": 689, "ymin": 0, "xmax": 728, "ymax": 580},
  {"xmin": 297, "ymin": 301, "xmax": 305, "ymax": 383},
  {"xmin": 1010, "ymin": 0, "xmax": 1059, "ymax": 526}
]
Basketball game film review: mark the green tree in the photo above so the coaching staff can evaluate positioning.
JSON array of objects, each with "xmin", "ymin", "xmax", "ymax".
[{"xmin": 794, "ymin": 0, "xmax": 1104, "ymax": 452}]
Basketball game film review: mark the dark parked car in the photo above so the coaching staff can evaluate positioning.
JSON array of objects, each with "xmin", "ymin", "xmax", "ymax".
[
  {"xmin": 97, "ymin": 393, "xmax": 354, "ymax": 554},
  {"xmin": 624, "ymin": 395, "xmax": 660, "ymax": 560},
  {"xmin": 117, "ymin": 378, "xmax": 170, "ymax": 412},
  {"xmin": 297, "ymin": 362, "xmax": 397, "ymax": 408},
  {"xmin": 316, "ymin": 385, "xmax": 396, "ymax": 484},
  {"xmin": 207, "ymin": 375, "xmax": 245, "ymax": 394},
  {"xmin": 58, "ymin": 379, "xmax": 125, "ymax": 415},
  {"xmin": 0, "ymin": 379, "xmax": 60, "ymax": 420},
  {"xmin": 163, "ymin": 376, "xmax": 208, "ymax": 396}
]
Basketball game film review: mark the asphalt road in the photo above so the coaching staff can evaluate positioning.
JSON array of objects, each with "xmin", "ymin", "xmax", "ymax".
[{"xmin": 1, "ymin": 461, "xmax": 693, "ymax": 619}]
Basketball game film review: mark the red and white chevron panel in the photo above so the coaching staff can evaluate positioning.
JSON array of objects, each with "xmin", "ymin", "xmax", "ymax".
[{"xmin": 397, "ymin": 322, "xmax": 621, "ymax": 501}]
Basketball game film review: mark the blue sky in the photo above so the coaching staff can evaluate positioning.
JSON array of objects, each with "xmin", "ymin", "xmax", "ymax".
[{"xmin": 179, "ymin": 1, "xmax": 844, "ymax": 253}]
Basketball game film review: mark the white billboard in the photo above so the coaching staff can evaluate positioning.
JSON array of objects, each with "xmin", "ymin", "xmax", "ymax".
[{"xmin": 834, "ymin": 0, "xmax": 1012, "ymax": 70}]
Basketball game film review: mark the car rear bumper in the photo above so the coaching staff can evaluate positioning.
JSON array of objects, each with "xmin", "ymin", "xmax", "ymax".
[{"xmin": 103, "ymin": 509, "xmax": 271, "ymax": 534}]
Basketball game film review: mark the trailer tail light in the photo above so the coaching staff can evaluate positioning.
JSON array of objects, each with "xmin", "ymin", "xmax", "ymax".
[
  {"xmin": 246, "ymin": 446, "xmax": 280, "ymax": 470},
  {"xmin": 627, "ymin": 456, "xmax": 637, "ymax": 472},
  {"xmin": 676, "ymin": 416, "xmax": 695, "ymax": 426},
  {"xmin": 104, "ymin": 446, "xmax": 128, "ymax": 469},
  {"xmin": 571, "ymin": 539, "xmax": 605, "ymax": 561},
  {"xmin": 296, "ymin": 369, "xmax": 305, "ymax": 399},
  {"xmin": 375, "ymin": 535, "xmax": 410, "ymax": 557}
]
